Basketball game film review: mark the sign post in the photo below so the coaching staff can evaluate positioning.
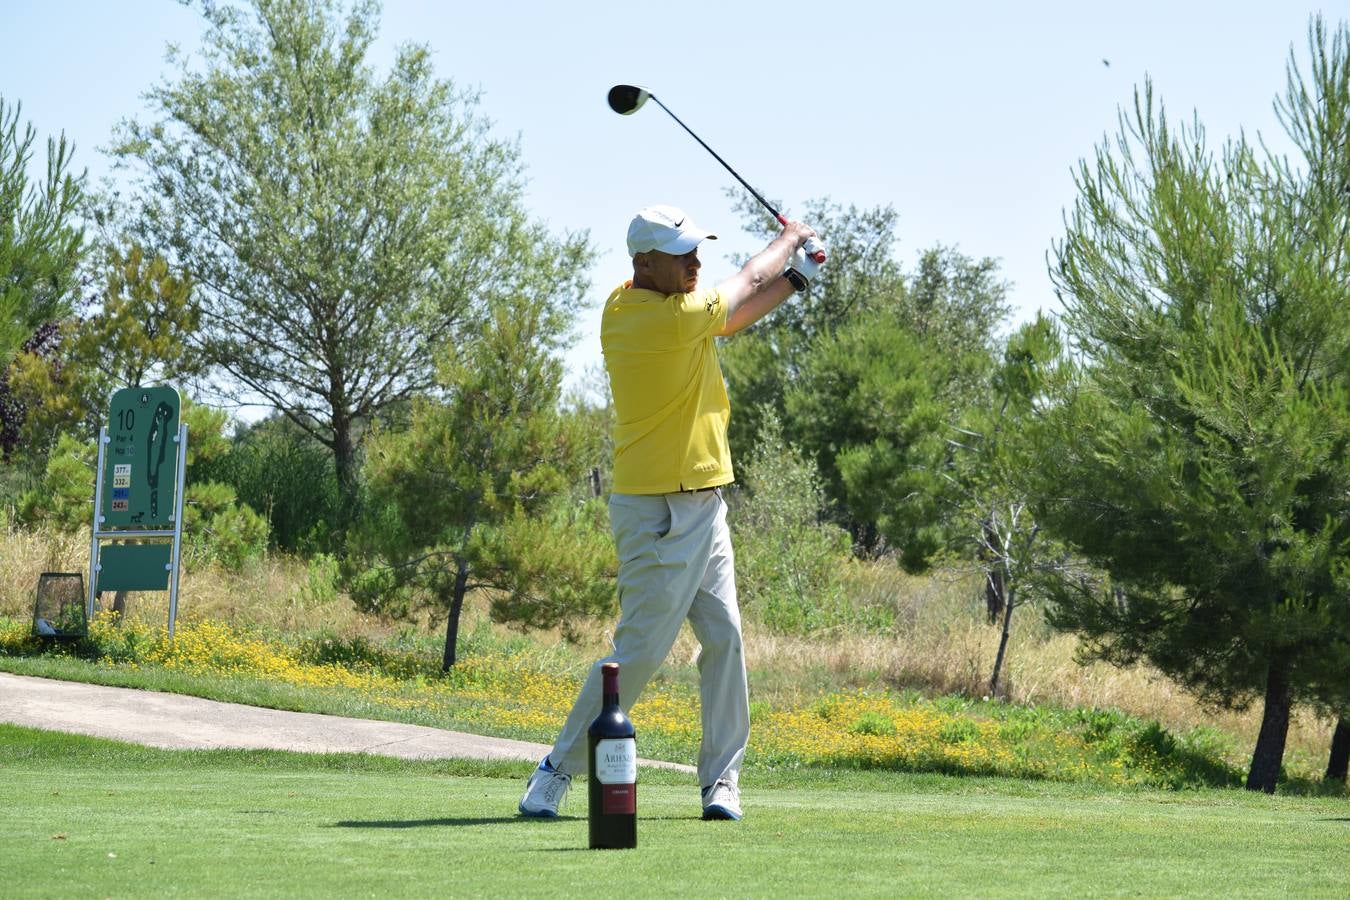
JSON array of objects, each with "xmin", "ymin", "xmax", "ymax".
[{"xmin": 87, "ymin": 386, "xmax": 189, "ymax": 636}]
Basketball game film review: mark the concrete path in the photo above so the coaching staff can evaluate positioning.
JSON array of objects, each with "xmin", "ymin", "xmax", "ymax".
[{"xmin": 0, "ymin": 671, "xmax": 695, "ymax": 773}]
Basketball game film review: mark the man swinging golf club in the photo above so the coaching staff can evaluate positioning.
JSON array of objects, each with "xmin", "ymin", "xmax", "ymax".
[{"xmin": 519, "ymin": 204, "xmax": 823, "ymax": 821}]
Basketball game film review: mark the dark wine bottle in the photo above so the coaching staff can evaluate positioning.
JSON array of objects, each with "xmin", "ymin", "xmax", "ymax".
[{"xmin": 587, "ymin": 662, "xmax": 637, "ymax": 849}]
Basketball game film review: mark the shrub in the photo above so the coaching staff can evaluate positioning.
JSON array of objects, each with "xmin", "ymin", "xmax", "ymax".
[
  {"xmin": 295, "ymin": 630, "xmax": 428, "ymax": 679},
  {"xmin": 15, "ymin": 434, "xmax": 94, "ymax": 533},
  {"xmin": 194, "ymin": 419, "xmax": 341, "ymax": 552},
  {"xmin": 296, "ymin": 552, "xmax": 340, "ymax": 609},
  {"xmin": 731, "ymin": 409, "xmax": 858, "ymax": 633},
  {"xmin": 182, "ymin": 481, "xmax": 269, "ymax": 571}
]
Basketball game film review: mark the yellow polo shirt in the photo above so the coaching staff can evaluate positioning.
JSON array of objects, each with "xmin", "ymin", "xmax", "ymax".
[{"xmin": 601, "ymin": 281, "xmax": 734, "ymax": 494}]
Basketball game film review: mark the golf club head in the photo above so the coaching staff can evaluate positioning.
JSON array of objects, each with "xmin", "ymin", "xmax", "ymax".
[{"xmin": 607, "ymin": 84, "xmax": 650, "ymax": 115}]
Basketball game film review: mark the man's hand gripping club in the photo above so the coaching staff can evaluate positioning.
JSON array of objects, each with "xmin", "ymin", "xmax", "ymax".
[
  {"xmin": 785, "ymin": 236, "xmax": 827, "ymax": 291},
  {"xmin": 718, "ymin": 219, "xmax": 824, "ymax": 335}
]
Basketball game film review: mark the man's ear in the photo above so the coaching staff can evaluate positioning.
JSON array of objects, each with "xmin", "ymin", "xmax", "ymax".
[{"xmin": 631, "ymin": 252, "xmax": 653, "ymax": 287}]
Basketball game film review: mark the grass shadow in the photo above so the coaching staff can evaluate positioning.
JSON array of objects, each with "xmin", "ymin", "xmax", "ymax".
[
  {"xmin": 336, "ymin": 813, "xmax": 705, "ymax": 830},
  {"xmin": 334, "ymin": 816, "xmax": 578, "ymax": 828},
  {"xmin": 536, "ymin": 847, "xmax": 634, "ymax": 853}
]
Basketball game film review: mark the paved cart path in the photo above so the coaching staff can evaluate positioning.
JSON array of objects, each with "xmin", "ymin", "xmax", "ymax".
[{"xmin": 0, "ymin": 671, "xmax": 695, "ymax": 772}]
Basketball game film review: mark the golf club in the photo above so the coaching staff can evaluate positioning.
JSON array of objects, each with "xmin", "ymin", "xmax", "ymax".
[{"xmin": 607, "ymin": 84, "xmax": 826, "ymax": 266}]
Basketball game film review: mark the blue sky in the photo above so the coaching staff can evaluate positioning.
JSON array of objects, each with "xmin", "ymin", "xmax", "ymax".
[{"xmin": 1, "ymin": 1, "xmax": 1334, "ymax": 400}]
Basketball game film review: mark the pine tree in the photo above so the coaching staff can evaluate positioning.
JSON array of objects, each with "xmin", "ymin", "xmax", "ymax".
[
  {"xmin": 353, "ymin": 295, "xmax": 607, "ymax": 668},
  {"xmin": 0, "ymin": 96, "xmax": 85, "ymax": 365},
  {"xmin": 1038, "ymin": 17, "xmax": 1350, "ymax": 792}
]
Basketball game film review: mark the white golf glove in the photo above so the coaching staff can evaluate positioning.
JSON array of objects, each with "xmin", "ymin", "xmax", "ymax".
[{"xmin": 785, "ymin": 237, "xmax": 826, "ymax": 291}]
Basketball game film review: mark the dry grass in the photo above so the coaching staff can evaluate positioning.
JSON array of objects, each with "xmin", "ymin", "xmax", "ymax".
[
  {"xmin": 729, "ymin": 562, "xmax": 1338, "ymax": 774},
  {"xmin": 0, "ymin": 524, "xmax": 377, "ymax": 636},
  {"xmin": 1, "ymin": 523, "xmax": 1337, "ymax": 774}
]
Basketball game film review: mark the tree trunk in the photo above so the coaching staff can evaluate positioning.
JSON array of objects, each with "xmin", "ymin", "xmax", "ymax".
[
  {"xmin": 983, "ymin": 522, "xmax": 1004, "ymax": 624},
  {"xmin": 984, "ymin": 567, "xmax": 1005, "ymax": 625},
  {"xmin": 330, "ymin": 408, "xmax": 359, "ymax": 536},
  {"xmin": 441, "ymin": 556, "xmax": 470, "ymax": 671},
  {"xmin": 988, "ymin": 582, "xmax": 1014, "ymax": 699},
  {"xmin": 95, "ymin": 591, "xmax": 129, "ymax": 618},
  {"xmin": 1325, "ymin": 716, "xmax": 1349, "ymax": 783},
  {"xmin": 1245, "ymin": 657, "xmax": 1292, "ymax": 793}
]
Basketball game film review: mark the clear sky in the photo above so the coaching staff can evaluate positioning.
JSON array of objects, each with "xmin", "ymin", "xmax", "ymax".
[{"xmin": 1, "ymin": 1, "xmax": 1335, "ymax": 399}]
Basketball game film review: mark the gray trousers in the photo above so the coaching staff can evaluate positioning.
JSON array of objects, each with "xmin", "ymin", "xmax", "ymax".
[{"xmin": 548, "ymin": 489, "xmax": 749, "ymax": 788}]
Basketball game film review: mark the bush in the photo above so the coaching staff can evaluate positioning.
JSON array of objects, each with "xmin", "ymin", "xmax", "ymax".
[
  {"xmin": 295, "ymin": 553, "xmax": 341, "ymax": 609},
  {"xmin": 295, "ymin": 630, "xmax": 429, "ymax": 679},
  {"xmin": 194, "ymin": 419, "xmax": 341, "ymax": 552},
  {"xmin": 0, "ymin": 617, "xmax": 40, "ymax": 655},
  {"xmin": 1068, "ymin": 707, "xmax": 1244, "ymax": 789},
  {"xmin": 731, "ymin": 410, "xmax": 858, "ymax": 633},
  {"xmin": 15, "ymin": 434, "xmax": 94, "ymax": 533},
  {"xmin": 182, "ymin": 481, "xmax": 269, "ymax": 571}
]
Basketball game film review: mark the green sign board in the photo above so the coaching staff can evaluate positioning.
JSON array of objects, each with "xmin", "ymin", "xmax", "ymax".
[
  {"xmin": 95, "ymin": 543, "xmax": 173, "ymax": 592},
  {"xmin": 101, "ymin": 386, "xmax": 182, "ymax": 528}
]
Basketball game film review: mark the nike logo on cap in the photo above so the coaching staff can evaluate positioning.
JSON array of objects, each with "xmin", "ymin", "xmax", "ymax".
[{"xmin": 673, "ymin": 218, "xmax": 684, "ymax": 227}]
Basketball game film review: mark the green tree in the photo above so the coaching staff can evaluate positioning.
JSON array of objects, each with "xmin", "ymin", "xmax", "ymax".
[
  {"xmin": 720, "ymin": 195, "xmax": 1010, "ymax": 464},
  {"xmin": 907, "ymin": 245, "xmax": 1012, "ymax": 368},
  {"xmin": 948, "ymin": 316, "xmax": 1070, "ymax": 696},
  {"xmin": 17, "ymin": 433, "xmax": 93, "ymax": 534},
  {"xmin": 467, "ymin": 494, "xmax": 617, "ymax": 642},
  {"xmin": 178, "ymin": 400, "xmax": 271, "ymax": 573},
  {"xmin": 718, "ymin": 195, "xmax": 1009, "ymax": 567},
  {"xmin": 194, "ymin": 414, "xmax": 342, "ymax": 552},
  {"xmin": 560, "ymin": 367, "xmax": 614, "ymax": 497},
  {"xmin": 0, "ymin": 96, "xmax": 86, "ymax": 482},
  {"xmin": 112, "ymin": 0, "xmax": 591, "ymax": 523},
  {"xmin": 13, "ymin": 432, "xmax": 93, "ymax": 570},
  {"xmin": 180, "ymin": 480, "xmax": 270, "ymax": 571},
  {"xmin": 1036, "ymin": 18, "xmax": 1350, "ymax": 792},
  {"xmin": 0, "ymin": 96, "xmax": 85, "ymax": 365},
  {"xmin": 6, "ymin": 244, "xmax": 199, "ymax": 460},
  {"xmin": 720, "ymin": 198, "xmax": 909, "ymax": 459},
  {"xmin": 786, "ymin": 306, "xmax": 986, "ymax": 567},
  {"xmin": 354, "ymin": 297, "xmax": 607, "ymax": 669}
]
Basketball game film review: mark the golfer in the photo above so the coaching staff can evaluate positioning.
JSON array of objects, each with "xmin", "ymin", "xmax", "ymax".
[{"xmin": 519, "ymin": 204, "xmax": 821, "ymax": 821}]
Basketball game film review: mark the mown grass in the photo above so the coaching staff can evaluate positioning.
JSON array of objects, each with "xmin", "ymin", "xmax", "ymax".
[{"xmin": 3, "ymin": 725, "xmax": 1346, "ymax": 899}]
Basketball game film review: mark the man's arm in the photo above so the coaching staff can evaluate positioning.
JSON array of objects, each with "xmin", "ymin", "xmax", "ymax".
[{"xmin": 715, "ymin": 220, "xmax": 816, "ymax": 336}]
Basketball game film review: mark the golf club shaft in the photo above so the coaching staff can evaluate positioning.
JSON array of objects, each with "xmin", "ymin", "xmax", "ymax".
[
  {"xmin": 645, "ymin": 94, "xmax": 788, "ymax": 227},
  {"xmin": 613, "ymin": 85, "xmax": 825, "ymax": 264}
]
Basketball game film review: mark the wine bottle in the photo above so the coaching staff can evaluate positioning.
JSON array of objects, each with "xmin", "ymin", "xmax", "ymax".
[{"xmin": 587, "ymin": 662, "xmax": 637, "ymax": 849}]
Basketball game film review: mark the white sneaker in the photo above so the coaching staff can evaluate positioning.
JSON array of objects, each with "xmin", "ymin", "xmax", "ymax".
[
  {"xmin": 701, "ymin": 780, "xmax": 742, "ymax": 820},
  {"xmin": 519, "ymin": 756, "xmax": 570, "ymax": 817}
]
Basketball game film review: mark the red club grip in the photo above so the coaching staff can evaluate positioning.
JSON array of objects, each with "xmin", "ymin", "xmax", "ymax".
[
  {"xmin": 781, "ymin": 219, "xmax": 827, "ymax": 263},
  {"xmin": 803, "ymin": 237, "xmax": 826, "ymax": 264}
]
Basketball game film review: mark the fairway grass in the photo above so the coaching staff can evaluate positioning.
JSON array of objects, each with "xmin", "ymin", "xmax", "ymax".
[{"xmin": 2, "ymin": 726, "xmax": 1344, "ymax": 897}]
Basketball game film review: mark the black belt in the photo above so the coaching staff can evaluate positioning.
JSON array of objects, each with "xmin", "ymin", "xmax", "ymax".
[{"xmin": 679, "ymin": 485, "xmax": 722, "ymax": 494}]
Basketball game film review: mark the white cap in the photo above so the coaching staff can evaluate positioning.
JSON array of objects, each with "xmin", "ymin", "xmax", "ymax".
[{"xmin": 626, "ymin": 205, "xmax": 717, "ymax": 256}]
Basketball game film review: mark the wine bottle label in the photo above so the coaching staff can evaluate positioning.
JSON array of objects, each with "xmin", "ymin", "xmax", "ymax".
[
  {"xmin": 594, "ymin": 738, "xmax": 637, "ymax": 784},
  {"xmin": 601, "ymin": 782, "xmax": 636, "ymax": 815}
]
